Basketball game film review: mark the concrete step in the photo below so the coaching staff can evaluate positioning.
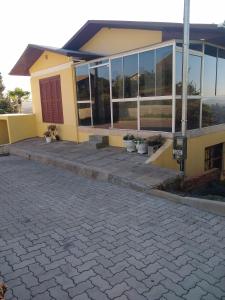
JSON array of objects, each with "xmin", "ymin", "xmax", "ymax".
[
  {"xmin": 0, "ymin": 144, "xmax": 9, "ymax": 156},
  {"xmin": 89, "ymin": 135, "xmax": 109, "ymax": 149}
]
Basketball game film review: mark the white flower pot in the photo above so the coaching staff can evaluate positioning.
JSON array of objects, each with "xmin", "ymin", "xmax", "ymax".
[
  {"xmin": 137, "ymin": 143, "xmax": 147, "ymax": 154},
  {"xmin": 124, "ymin": 140, "xmax": 136, "ymax": 152},
  {"xmin": 45, "ymin": 137, "xmax": 52, "ymax": 143}
]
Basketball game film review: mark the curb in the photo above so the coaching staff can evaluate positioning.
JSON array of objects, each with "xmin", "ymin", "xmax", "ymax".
[
  {"xmin": 150, "ymin": 189, "xmax": 225, "ymax": 217},
  {"xmin": 9, "ymin": 146, "xmax": 225, "ymax": 217}
]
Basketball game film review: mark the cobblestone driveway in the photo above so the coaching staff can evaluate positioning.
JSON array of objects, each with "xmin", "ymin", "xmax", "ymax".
[{"xmin": 0, "ymin": 156, "xmax": 225, "ymax": 300}]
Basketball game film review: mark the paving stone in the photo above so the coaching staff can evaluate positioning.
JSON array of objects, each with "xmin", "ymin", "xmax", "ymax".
[
  {"xmin": 1, "ymin": 155, "xmax": 225, "ymax": 300},
  {"xmin": 21, "ymin": 273, "xmax": 39, "ymax": 288},
  {"xmin": 163, "ymin": 291, "xmax": 184, "ymax": 300},
  {"xmin": 125, "ymin": 277, "xmax": 148, "ymax": 294},
  {"xmin": 179, "ymin": 273, "xmax": 200, "ymax": 291},
  {"xmin": 49, "ymin": 286, "xmax": 71, "ymax": 300},
  {"xmin": 32, "ymin": 291, "xmax": 52, "ymax": 300},
  {"xmin": 161, "ymin": 278, "xmax": 186, "ymax": 296},
  {"xmin": 31, "ymin": 279, "xmax": 57, "ymax": 295},
  {"xmin": 55, "ymin": 274, "xmax": 74, "ymax": 289},
  {"xmin": 108, "ymin": 271, "xmax": 130, "ymax": 286},
  {"xmin": 106, "ymin": 282, "xmax": 130, "ymax": 299},
  {"xmin": 125, "ymin": 289, "xmax": 147, "ymax": 300},
  {"xmin": 12, "ymin": 284, "xmax": 31, "ymax": 300},
  {"xmin": 197, "ymin": 280, "xmax": 225, "ymax": 299},
  {"xmin": 73, "ymin": 270, "xmax": 96, "ymax": 284},
  {"xmin": 72, "ymin": 293, "xmax": 90, "ymax": 300},
  {"xmin": 144, "ymin": 284, "xmax": 168, "ymax": 299},
  {"xmin": 91, "ymin": 275, "xmax": 111, "ymax": 291},
  {"xmin": 68, "ymin": 280, "xmax": 93, "ymax": 298},
  {"xmin": 159, "ymin": 268, "xmax": 182, "ymax": 283},
  {"xmin": 87, "ymin": 286, "xmax": 109, "ymax": 300},
  {"xmin": 77, "ymin": 259, "xmax": 98, "ymax": 272},
  {"xmin": 183, "ymin": 286, "xmax": 207, "ymax": 300}
]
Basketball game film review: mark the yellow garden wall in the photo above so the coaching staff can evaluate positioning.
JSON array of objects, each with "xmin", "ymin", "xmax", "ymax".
[
  {"xmin": 0, "ymin": 120, "xmax": 9, "ymax": 144},
  {"xmin": 152, "ymin": 130, "xmax": 225, "ymax": 177},
  {"xmin": 30, "ymin": 52, "xmax": 78, "ymax": 142},
  {"xmin": 80, "ymin": 28, "xmax": 162, "ymax": 55},
  {"xmin": 0, "ymin": 114, "xmax": 36, "ymax": 144}
]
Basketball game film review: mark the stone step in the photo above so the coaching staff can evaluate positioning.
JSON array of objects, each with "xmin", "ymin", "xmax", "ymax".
[
  {"xmin": 0, "ymin": 144, "xmax": 9, "ymax": 156},
  {"xmin": 89, "ymin": 135, "xmax": 109, "ymax": 149}
]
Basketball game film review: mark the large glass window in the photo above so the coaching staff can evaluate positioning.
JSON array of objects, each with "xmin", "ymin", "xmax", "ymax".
[
  {"xmin": 78, "ymin": 103, "xmax": 92, "ymax": 126},
  {"xmin": 123, "ymin": 54, "xmax": 138, "ymax": 98},
  {"xmin": 111, "ymin": 58, "xmax": 123, "ymax": 99},
  {"xmin": 113, "ymin": 101, "xmax": 137, "ymax": 129},
  {"xmin": 176, "ymin": 52, "xmax": 201, "ymax": 95},
  {"xmin": 156, "ymin": 46, "xmax": 172, "ymax": 96},
  {"xmin": 90, "ymin": 66, "xmax": 111, "ymax": 128},
  {"xmin": 216, "ymin": 49, "xmax": 225, "ymax": 96},
  {"xmin": 76, "ymin": 65, "xmax": 90, "ymax": 101},
  {"xmin": 175, "ymin": 99, "xmax": 200, "ymax": 131},
  {"xmin": 140, "ymin": 100, "xmax": 172, "ymax": 132},
  {"xmin": 202, "ymin": 98, "xmax": 225, "ymax": 127},
  {"xmin": 204, "ymin": 45, "xmax": 217, "ymax": 96},
  {"xmin": 139, "ymin": 50, "xmax": 155, "ymax": 97}
]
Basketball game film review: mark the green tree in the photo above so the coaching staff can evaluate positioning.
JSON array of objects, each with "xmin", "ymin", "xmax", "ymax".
[
  {"xmin": 7, "ymin": 87, "xmax": 30, "ymax": 113},
  {"xmin": 0, "ymin": 72, "xmax": 5, "ymax": 99}
]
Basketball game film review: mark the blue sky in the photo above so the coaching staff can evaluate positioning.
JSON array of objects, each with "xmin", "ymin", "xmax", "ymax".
[{"xmin": 1, "ymin": 0, "xmax": 225, "ymax": 93}]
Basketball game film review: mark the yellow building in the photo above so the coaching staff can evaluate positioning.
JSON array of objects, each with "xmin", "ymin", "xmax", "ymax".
[{"xmin": 6, "ymin": 20, "xmax": 225, "ymax": 178}]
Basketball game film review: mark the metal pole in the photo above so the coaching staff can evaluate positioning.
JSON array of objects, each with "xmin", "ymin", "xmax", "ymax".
[{"xmin": 181, "ymin": 0, "xmax": 190, "ymax": 176}]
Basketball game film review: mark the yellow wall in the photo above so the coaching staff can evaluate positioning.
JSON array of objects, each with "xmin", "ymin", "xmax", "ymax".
[
  {"xmin": 0, "ymin": 114, "xmax": 37, "ymax": 144},
  {"xmin": 80, "ymin": 28, "xmax": 162, "ymax": 55},
  {"xmin": 30, "ymin": 52, "xmax": 78, "ymax": 142},
  {"xmin": 30, "ymin": 51, "xmax": 70, "ymax": 73},
  {"xmin": 0, "ymin": 120, "xmax": 9, "ymax": 144},
  {"xmin": 152, "ymin": 131, "xmax": 225, "ymax": 177}
]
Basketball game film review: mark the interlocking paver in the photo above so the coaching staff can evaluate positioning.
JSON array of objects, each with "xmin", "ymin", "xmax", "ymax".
[{"xmin": 0, "ymin": 156, "xmax": 225, "ymax": 300}]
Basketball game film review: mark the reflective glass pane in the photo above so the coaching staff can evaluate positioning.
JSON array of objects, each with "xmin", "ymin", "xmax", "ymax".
[
  {"xmin": 204, "ymin": 45, "xmax": 217, "ymax": 96},
  {"xmin": 140, "ymin": 100, "xmax": 172, "ymax": 132},
  {"xmin": 124, "ymin": 54, "xmax": 138, "ymax": 98},
  {"xmin": 216, "ymin": 48, "xmax": 225, "ymax": 96},
  {"xmin": 156, "ymin": 46, "xmax": 172, "ymax": 96},
  {"xmin": 75, "ymin": 65, "xmax": 90, "ymax": 101},
  {"xmin": 202, "ymin": 98, "xmax": 225, "ymax": 127},
  {"xmin": 176, "ymin": 42, "xmax": 203, "ymax": 52},
  {"xmin": 78, "ymin": 103, "xmax": 91, "ymax": 126},
  {"xmin": 113, "ymin": 101, "xmax": 137, "ymax": 129},
  {"xmin": 176, "ymin": 52, "xmax": 201, "ymax": 95},
  {"xmin": 111, "ymin": 58, "xmax": 123, "ymax": 99},
  {"xmin": 175, "ymin": 99, "xmax": 200, "ymax": 131},
  {"xmin": 90, "ymin": 66, "xmax": 111, "ymax": 128},
  {"xmin": 188, "ymin": 55, "xmax": 201, "ymax": 95},
  {"xmin": 139, "ymin": 50, "xmax": 155, "ymax": 97}
]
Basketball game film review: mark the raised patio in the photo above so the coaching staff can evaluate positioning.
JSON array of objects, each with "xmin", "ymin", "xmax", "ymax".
[{"xmin": 9, "ymin": 138, "xmax": 179, "ymax": 192}]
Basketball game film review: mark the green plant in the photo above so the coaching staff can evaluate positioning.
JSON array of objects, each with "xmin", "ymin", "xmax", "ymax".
[
  {"xmin": 43, "ymin": 131, "xmax": 51, "ymax": 138},
  {"xmin": 147, "ymin": 135, "xmax": 164, "ymax": 146},
  {"xmin": 123, "ymin": 134, "xmax": 134, "ymax": 141},
  {"xmin": 134, "ymin": 137, "xmax": 146, "ymax": 144},
  {"xmin": 47, "ymin": 124, "xmax": 60, "ymax": 140}
]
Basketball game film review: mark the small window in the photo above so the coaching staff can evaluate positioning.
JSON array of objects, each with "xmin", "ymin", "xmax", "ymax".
[
  {"xmin": 205, "ymin": 143, "xmax": 223, "ymax": 171},
  {"xmin": 39, "ymin": 75, "xmax": 64, "ymax": 124}
]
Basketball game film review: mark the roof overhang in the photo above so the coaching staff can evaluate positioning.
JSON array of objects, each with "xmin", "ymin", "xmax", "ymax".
[
  {"xmin": 63, "ymin": 20, "xmax": 225, "ymax": 50},
  {"xmin": 9, "ymin": 44, "xmax": 101, "ymax": 76}
]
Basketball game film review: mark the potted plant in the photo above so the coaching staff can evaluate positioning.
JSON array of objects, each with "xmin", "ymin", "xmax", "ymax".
[
  {"xmin": 123, "ymin": 134, "xmax": 136, "ymax": 152},
  {"xmin": 43, "ymin": 131, "xmax": 52, "ymax": 143},
  {"xmin": 147, "ymin": 135, "xmax": 164, "ymax": 156},
  {"xmin": 135, "ymin": 138, "xmax": 148, "ymax": 154}
]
